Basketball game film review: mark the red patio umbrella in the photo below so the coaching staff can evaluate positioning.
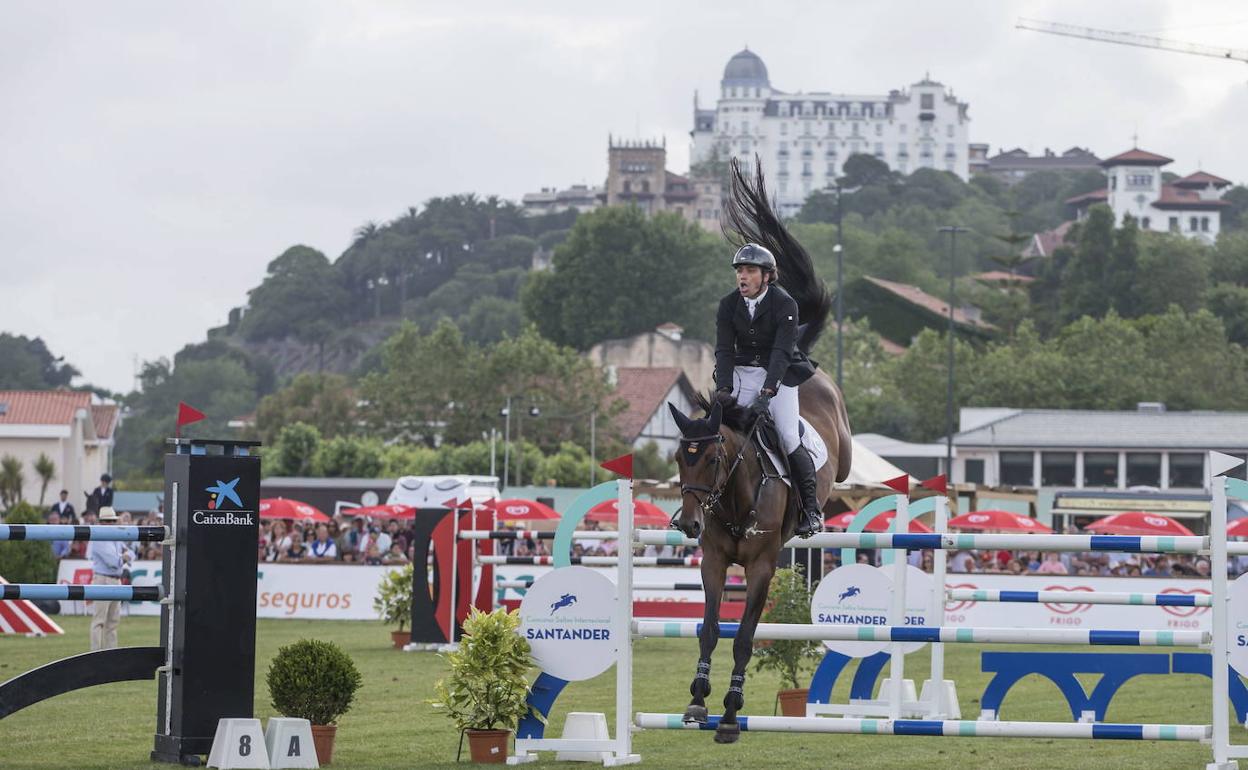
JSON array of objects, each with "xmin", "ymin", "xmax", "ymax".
[
  {"xmin": 1229, "ymin": 518, "xmax": 1248, "ymax": 538},
  {"xmin": 343, "ymin": 504, "xmax": 416, "ymax": 520},
  {"xmin": 586, "ymin": 499, "xmax": 672, "ymax": 527},
  {"xmin": 825, "ymin": 510, "xmax": 933, "ymax": 533},
  {"xmin": 488, "ymin": 498, "xmax": 560, "ymax": 522},
  {"xmin": 258, "ymin": 498, "xmax": 330, "ymax": 523},
  {"xmin": 1084, "ymin": 511, "xmax": 1194, "ymax": 537},
  {"xmin": 947, "ymin": 509, "xmax": 1053, "ymax": 533}
]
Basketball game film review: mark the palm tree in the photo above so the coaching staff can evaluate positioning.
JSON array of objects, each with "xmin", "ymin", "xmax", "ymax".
[
  {"xmin": 0, "ymin": 455, "xmax": 25, "ymax": 510},
  {"xmin": 33, "ymin": 453, "xmax": 56, "ymax": 506},
  {"xmin": 353, "ymin": 221, "xmax": 380, "ymax": 246}
]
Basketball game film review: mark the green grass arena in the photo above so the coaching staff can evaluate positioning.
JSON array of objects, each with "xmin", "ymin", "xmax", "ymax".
[{"xmin": 1, "ymin": 616, "xmax": 1241, "ymax": 769}]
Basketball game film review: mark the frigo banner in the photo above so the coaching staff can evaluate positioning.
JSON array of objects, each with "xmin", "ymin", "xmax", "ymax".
[{"xmin": 55, "ymin": 560, "xmax": 405, "ymax": 620}]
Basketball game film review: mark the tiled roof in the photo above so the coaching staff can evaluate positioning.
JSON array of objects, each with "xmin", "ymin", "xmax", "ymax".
[
  {"xmin": 614, "ymin": 367, "xmax": 694, "ymax": 441},
  {"xmin": 864, "ymin": 277, "xmax": 997, "ymax": 331},
  {"xmin": 1064, "ymin": 188, "xmax": 1108, "ymax": 206},
  {"xmin": 0, "ymin": 390, "xmax": 92, "ymax": 426},
  {"xmin": 1100, "ymin": 148, "xmax": 1173, "ymax": 167},
  {"xmin": 1175, "ymin": 171, "xmax": 1232, "ymax": 188},
  {"xmin": 91, "ymin": 405, "xmax": 119, "ymax": 440},
  {"xmin": 953, "ymin": 409, "xmax": 1248, "ymax": 450},
  {"xmin": 1024, "ymin": 221, "xmax": 1074, "ymax": 258},
  {"xmin": 1152, "ymin": 184, "xmax": 1230, "ymax": 211}
]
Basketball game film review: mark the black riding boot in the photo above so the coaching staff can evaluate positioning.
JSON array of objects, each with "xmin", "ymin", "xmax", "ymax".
[{"xmin": 787, "ymin": 446, "xmax": 822, "ymax": 538}]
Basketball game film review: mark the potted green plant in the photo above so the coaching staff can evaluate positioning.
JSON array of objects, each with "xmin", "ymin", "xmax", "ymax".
[
  {"xmin": 374, "ymin": 563, "xmax": 414, "ymax": 649},
  {"xmin": 266, "ymin": 639, "xmax": 363, "ymax": 765},
  {"xmin": 753, "ymin": 566, "xmax": 823, "ymax": 716},
  {"xmin": 431, "ymin": 607, "xmax": 537, "ymax": 764}
]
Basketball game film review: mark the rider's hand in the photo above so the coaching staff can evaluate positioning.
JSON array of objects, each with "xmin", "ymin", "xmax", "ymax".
[
  {"xmin": 750, "ymin": 392, "xmax": 772, "ymax": 420},
  {"xmin": 714, "ymin": 388, "xmax": 735, "ymax": 407}
]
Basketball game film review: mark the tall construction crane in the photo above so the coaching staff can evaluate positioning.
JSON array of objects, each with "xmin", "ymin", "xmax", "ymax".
[{"xmin": 1017, "ymin": 18, "xmax": 1248, "ymax": 64}]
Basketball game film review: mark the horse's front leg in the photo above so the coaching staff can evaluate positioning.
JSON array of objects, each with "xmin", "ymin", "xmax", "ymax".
[
  {"xmin": 685, "ymin": 546, "xmax": 728, "ymax": 724},
  {"xmin": 715, "ymin": 553, "xmax": 778, "ymax": 744}
]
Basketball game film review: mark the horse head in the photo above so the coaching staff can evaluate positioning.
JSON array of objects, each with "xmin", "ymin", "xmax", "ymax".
[{"xmin": 667, "ymin": 400, "xmax": 725, "ymax": 541}]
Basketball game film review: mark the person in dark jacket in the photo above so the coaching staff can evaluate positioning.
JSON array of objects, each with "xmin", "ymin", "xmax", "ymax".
[
  {"xmin": 713, "ymin": 243, "xmax": 822, "ymax": 538},
  {"xmin": 86, "ymin": 473, "xmax": 114, "ymax": 514}
]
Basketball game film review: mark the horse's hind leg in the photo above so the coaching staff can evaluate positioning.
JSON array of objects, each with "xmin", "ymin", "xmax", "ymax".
[
  {"xmin": 716, "ymin": 554, "xmax": 778, "ymax": 744},
  {"xmin": 685, "ymin": 549, "xmax": 727, "ymax": 724}
]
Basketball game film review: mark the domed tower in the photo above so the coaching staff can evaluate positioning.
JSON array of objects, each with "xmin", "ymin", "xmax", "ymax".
[{"xmin": 721, "ymin": 47, "xmax": 770, "ymax": 98}]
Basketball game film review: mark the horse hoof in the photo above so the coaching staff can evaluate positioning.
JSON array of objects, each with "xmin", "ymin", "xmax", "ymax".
[
  {"xmin": 714, "ymin": 722, "xmax": 740, "ymax": 744},
  {"xmin": 683, "ymin": 705, "xmax": 709, "ymax": 724}
]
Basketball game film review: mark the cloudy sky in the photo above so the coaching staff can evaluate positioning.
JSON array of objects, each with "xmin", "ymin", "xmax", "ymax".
[{"xmin": 3, "ymin": 0, "xmax": 1247, "ymax": 393}]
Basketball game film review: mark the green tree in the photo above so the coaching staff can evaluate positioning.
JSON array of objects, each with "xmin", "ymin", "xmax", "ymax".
[
  {"xmin": 521, "ymin": 207, "xmax": 721, "ymax": 349},
  {"xmin": 269, "ymin": 422, "xmax": 322, "ymax": 477},
  {"xmin": 0, "ymin": 455, "xmax": 25, "ymax": 509},
  {"xmin": 315, "ymin": 436, "xmax": 383, "ymax": 478},
  {"xmin": 1223, "ymin": 186, "xmax": 1248, "ymax": 232},
  {"xmin": 1211, "ymin": 231, "xmax": 1248, "ymax": 284},
  {"xmin": 1132, "ymin": 233, "xmax": 1209, "ymax": 316},
  {"xmin": 1106, "ymin": 215, "xmax": 1141, "ymax": 316},
  {"xmin": 33, "ymin": 453, "xmax": 55, "ymax": 507},
  {"xmin": 0, "ymin": 334, "xmax": 80, "ymax": 389},
  {"xmin": 839, "ymin": 153, "xmax": 896, "ymax": 189},
  {"xmin": 1059, "ymin": 204, "xmax": 1115, "ymax": 321},
  {"xmin": 0, "ymin": 502, "xmax": 56, "ymax": 582},
  {"xmin": 1206, "ymin": 283, "xmax": 1248, "ymax": 346},
  {"xmin": 254, "ymin": 373, "xmax": 355, "ymax": 446},
  {"xmin": 535, "ymin": 442, "xmax": 593, "ymax": 487},
  {"xmin": 633, "ymin": 441, "xmax": 676, "ymax": 482},
  {"xmin": 240, "ymin": 246, "xmax": 351, "ymax": 342}
]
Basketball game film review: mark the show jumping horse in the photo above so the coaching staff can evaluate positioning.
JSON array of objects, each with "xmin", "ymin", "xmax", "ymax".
[
  {"xmin": 666, "ymin": 155, "xmax": 853, "ymax": 743},
  {"xmin": 668, "ymin": 373, "xmax": 852, "ymax": 742}
]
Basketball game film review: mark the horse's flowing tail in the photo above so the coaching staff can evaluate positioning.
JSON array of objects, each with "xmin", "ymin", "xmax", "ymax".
[{"xmin": 722, "ymin": 156, "xmax": 832, "ymax": 354}]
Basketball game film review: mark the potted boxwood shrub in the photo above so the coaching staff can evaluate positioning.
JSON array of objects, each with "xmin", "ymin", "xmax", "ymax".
[
  {"xmin": 753, "ymin": 566, "xmax": 823, "ymax": 716},
  {"xmin": 374, "ymin": 563, "xmax": 414, "ymax": 649},
  {"xmin": 432, "ymin": 607, "xmax": 537, "ymax": 764},
  {"xmin": 267, "ymin": 639, "xmax": 363, "ymax": 765}
]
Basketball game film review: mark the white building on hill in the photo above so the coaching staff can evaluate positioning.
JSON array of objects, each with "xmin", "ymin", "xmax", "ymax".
[{"xmin": 690, "ymin": 48, "xmax": 972, "ymax": 216}]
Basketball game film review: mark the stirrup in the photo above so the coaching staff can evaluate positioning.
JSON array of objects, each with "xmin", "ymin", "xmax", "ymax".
[{"xmin": 795, "ymin": 510, "xmax": 822, "ymax": 538}]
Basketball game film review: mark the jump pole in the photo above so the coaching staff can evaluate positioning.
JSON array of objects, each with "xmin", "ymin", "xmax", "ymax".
[{"xmin": 947, "ymin": 589, "xmax": 1214, "ymax": 607}]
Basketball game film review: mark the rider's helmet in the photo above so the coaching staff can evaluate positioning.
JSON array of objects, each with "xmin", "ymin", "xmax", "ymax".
[{"xmin": 731, "ymin": 243, "xmax": 776, "ymax": 272}]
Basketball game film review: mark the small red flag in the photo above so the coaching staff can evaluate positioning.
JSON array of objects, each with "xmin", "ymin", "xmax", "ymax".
[
  {"xmin": 600, "ymin": 454, "xmax": 634, "ymax": 480},
  {"xmin": 883, "ymin": 475, "xmax": 910, "ymax": 494},
  {"xmin": 441, "ymin": 498, "xmax": 459, "ymax": 510},
  {"xmin": 920, "ymin": 474, "xmax": 948, "ymax": 494},
  {"xmin": 175, "ymin": 402, "xmax": 206, "ymax": 437}
]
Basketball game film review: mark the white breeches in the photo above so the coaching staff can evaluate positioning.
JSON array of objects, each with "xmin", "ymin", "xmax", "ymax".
[{"xmin": 731, "ymin": 366, "xmax": 801, "ymax": 454}]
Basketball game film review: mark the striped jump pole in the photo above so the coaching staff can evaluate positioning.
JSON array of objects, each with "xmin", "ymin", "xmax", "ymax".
[
  {"xmin": 2, "ymin": 584, "xmax": 164, "ymax": 602},
  {"xmin": 497, "ymin": 579, "xmax": 748, "ymax": 592},
  {"xmin": 459, "ymin": 530, "xmax": 621, "ymax": 541},
  {"xmin": 635, "ymin": 530, "xmax": 1210, "ymax": 554},
  {"xmin": 947, "ymin": 588, "xmax": 1214, "ymax": 608},
  {"xmin": 632, "ymin": 620, "xmax": 1209, "ymax": 647},
  {"xmin": 478, "ymin": 555, "xmax": 701, "ymax": 567},
  {"xmin": 634, "ymin": 713, "xmax": 1210, "ymax": 741},
  {"xmin": 0, "ymin": 524, "xmax": 168, "ymax": 542}
]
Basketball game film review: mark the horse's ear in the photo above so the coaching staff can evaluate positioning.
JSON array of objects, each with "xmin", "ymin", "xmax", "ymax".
[
  {"xmin": 707, "ymin": 401, "xmax": 722, "ymax": 432},
  {"xmin": 668, "ymin": 402, "xmax": 693, "ymax": 435}
]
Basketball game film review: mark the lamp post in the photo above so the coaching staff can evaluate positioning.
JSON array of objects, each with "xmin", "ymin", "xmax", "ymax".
[
  {"xmin": 500, "ymin": 397, "xmax": 512, "ymax": 489},
  {"xmin": 832, "ymin": 182, "xmax": 858, "ymax": 389},
  {"xmin": 514, "ymin": 404, "xmax": 540, "ymax": 487},
  {"xmin": 938, "ymin": 225, "xmax": 969, "ymax": 481}
]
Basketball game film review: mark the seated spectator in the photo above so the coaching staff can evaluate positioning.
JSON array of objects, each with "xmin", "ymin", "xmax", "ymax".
[
  {"xmin": 382, "ymin": 543, "xmax": 410, "ymax": 565},
  {"xmin": 384, "ymin": 519, "xmax": 406, "ymax": 553},
  {"xmin": 1145, "ymin": 556, "xmax": 1173, "ymax": 577},
  {"xmin": 363, "ymin": 543, "xmax": 383, "ymax": 565},
  {"xmin": 281, "ymin": 531, "xmax": 308, "ymax": 562},
  {"xmin": 1036, "ymin": 552, "xmax": 1068, "ymax": 575},
  {"xmin": 266, "ymin": 521, "xmax": 290, "ymax": 562},
  {"xmin": 949, "ymin": 550, "xmax": 974, "ymax": 573},
  {"xmin": 1005, "ymin": 558, "xmax": 1025, "ymax": 575},
  {"xmin": 309, "ymin": 524, "xmax": 337, "ymax": 561}
]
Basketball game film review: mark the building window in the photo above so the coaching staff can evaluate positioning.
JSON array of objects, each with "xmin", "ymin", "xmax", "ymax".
[
  {"xmin": 1169, "ymin": 453, "xmax": 1204, "ymax": 488},
  {"xmin": 805, "ymin": 121, "xmax": 812, "ymax": 135},
  {"xmin": 754, "ymin": 87, "xmax": 760, "ymax": 97},
  {"xmin": 921, "ymin": 93, "xmax": 934, "ymax": 110},
  {"xmin": 1126, "ymin": 453, "xmax": 1161, "ymax": 487},
  {"xmin": 947, "ymin": 124, "xmax": 954, "ymax": 138},
  {"xmin": 1202, "ymin": 217, "xmax": 1210, "ymax": 232},
  {"xmin": 999, "ymin": 452, "xmax": 1035, "ymax": 486},
  {"xmin": 1126, "ymin": 173, "xmax": 1153, "ymax": 188},
  {"xmin": 1041, "ymin": 452, "xmax": 1076, "ymax": 486},
  {"xmin": 781, "ymin": 123, "xmax": 788, "ymax": 135},
  {"xmin": 641, "ymin": 180, "xmax": 650, "ymax": 193},
  {"xmin": 826, "ymin": 164, "xmax": 836, "ymax": 176},
  {"xmin": 802, "ymin": 162, "xmax": 811, "ymax": 176},
  {"xmin": 1169, "ymin": 216, "xmax": 1179, "ymax": 232},
  {"xmin": 623, "ymin": 181, "xmax": 631, "ymax": 193},
  {"xmin": 1083, "ymin": 452, "xmax": 1119, "ymax": 488},
  {"xmin": 1110, "ymin": 175, "xmax": 1117, "ymax": 190},
  {"xmin": 1142, "ymin": 217, "xmax": 1151, "ymax": 230},
  {"xmin": 964, "ymin": 459, "xmax": 985, "ymax": 485},
  {"xmin": 875, "ymin": 123, "xmax": 883, "ymax": 136},
  {"xmin": 731, "ymin": 87, "xmax": 737, "ymax": 98},
  {"xmin": 742, "ymin": 121, "xmax": 749, "ymax": 134},
  {"xmin": 1190, "ymin": 216, "xmax": 1199, "ymax": 231}
]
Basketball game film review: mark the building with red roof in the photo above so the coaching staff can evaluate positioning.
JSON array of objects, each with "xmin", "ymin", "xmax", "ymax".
[
  {"xmin": 611, "ymin": 367, "xmax": 699, "ymax": 456},
  {"xmin": 1066, "ymin": 147, "xmax": 1232, "ymax": 242},
  {"xmin": 0, "ymin": 390, "xmax": 118, "ymax": 511}
]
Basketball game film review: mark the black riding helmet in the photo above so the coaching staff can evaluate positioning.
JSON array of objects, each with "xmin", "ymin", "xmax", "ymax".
[{"xmin": 731, "ymin": 243, "xmax": 776, "ymax": 272}]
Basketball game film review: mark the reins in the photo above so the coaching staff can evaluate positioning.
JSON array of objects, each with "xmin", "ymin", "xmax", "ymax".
[{"xmin": 674, "ymin": 418, "xmax": 768, "ymax": 539}]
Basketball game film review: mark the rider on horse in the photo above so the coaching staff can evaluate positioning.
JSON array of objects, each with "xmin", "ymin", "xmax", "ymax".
[{"xmin": 713, "ymin": 242, "xmax": 823, "ymax": 539}]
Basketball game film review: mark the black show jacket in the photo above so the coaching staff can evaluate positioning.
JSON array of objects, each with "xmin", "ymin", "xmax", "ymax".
[{"xmin": 713, "ymin": 284, "xmax": 817, "ymax": 393}]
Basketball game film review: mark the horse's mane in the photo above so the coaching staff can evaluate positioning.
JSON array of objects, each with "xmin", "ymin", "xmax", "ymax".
[
  {"xmin": 722, "ymin": 156, "xmax": 832, "ymax": 354},
  {"xmin": 693, "ymin": 392, "xmax": 752, "ymax": 434}
]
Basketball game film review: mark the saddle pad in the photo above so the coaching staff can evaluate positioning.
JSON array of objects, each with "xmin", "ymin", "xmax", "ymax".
[{"xmin": 760, "ymin": 417, "xmax": 828, "ymax": 487}]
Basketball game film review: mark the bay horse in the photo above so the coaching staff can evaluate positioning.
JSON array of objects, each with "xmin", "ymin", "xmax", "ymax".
[{"xmin": 667, "ymin": 370, "xmax": 852, "ymax": 743}]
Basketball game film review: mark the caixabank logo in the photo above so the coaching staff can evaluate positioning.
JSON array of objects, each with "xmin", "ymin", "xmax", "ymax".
[{"xmin": 193, "ymin": 477, "xmax": 256, "ymax": 526}]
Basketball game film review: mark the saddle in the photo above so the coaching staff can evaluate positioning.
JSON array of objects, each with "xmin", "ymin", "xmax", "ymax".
[{"xmin": 751, "ymin": 415, "xmax": 828, "ymax": 487}]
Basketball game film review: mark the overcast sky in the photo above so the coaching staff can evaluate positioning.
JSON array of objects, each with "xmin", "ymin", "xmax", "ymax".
[{"xmin": 3, "ymin": 0, "xmax": 1247, "ymax": 393}]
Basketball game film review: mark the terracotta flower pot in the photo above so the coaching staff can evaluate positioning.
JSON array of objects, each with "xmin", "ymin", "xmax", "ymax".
[
  {"xmin": 391, "ymin": 630, "xmax": 411, "ymax": 649},
  {"xmin": 777, "ymin": 687, "xmax": 810, "ymax": 717},
  {"xmin": 310, "ymin": 724, "xmax": 337, "ymax": 765},
  {"xmin": 466, "ymin": 729, "xmax": 510, "ymax": 764}
]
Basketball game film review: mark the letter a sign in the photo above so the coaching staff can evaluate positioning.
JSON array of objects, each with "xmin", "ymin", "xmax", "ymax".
[{"xmin": 264, "ymin": 717, "xmax": 319, "ymax": 768}]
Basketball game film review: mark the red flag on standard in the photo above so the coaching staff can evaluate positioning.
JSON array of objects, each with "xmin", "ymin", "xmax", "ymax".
[
  {"xmin": 175, "ymin": 402, "xmax": 206, "ymax": 437},
  {"xmin": 920, "ymin": 474, "xmax": 948, "ymax": 494},
  {"xmin": 600, "ymin": 454, "xmax": 634, "ymax": 480},
  {"xmin": 882, "ymin": 475, "xmax": 910, "ymax": 494}
]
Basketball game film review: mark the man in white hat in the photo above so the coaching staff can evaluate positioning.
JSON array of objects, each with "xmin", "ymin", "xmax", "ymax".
[{"xmin": 87, "ymin": 507, "xmax": 132, "ymax": 650}]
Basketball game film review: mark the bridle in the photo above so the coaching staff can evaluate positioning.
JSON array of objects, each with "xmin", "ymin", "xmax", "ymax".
[{"xmin": 672, "ymin": 420, "xmax": 762, "ymax": 535}]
